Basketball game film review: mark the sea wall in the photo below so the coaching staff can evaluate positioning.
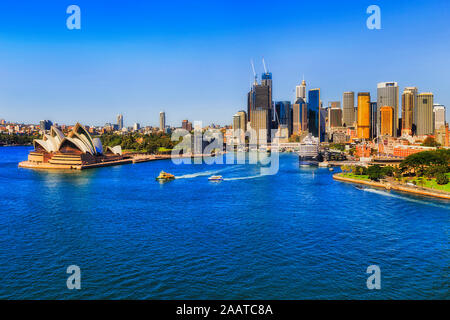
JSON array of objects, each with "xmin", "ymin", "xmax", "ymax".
[{"xmin": 333, "ymin": 174, "xmax": 450, "ymax": 200}]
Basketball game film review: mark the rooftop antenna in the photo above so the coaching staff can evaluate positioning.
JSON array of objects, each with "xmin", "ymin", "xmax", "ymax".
[{"xmin": 262, "ymin": 57, "xmax": 268, "ymax": 74}]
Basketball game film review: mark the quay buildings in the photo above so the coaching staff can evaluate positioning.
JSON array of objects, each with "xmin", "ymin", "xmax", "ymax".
[{"xmin": 237, "ymin": 68, "xmax": 446, "ymax": 147}]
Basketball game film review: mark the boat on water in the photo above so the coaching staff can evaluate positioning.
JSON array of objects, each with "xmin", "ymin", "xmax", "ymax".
[
  {"xmin": 318, "ymin": 161, "xmax": 329, "ymax": 168},
  {"xmin": 298, "ymin": 134, "xmax": 323, "ymax": 167},
  {"xmin": 156, "ymin": 171, "xmax": 175, "ymax": 181},
  {"xmin": 208, "ymin": 175, "xmax": 223, "ymax": 181}
]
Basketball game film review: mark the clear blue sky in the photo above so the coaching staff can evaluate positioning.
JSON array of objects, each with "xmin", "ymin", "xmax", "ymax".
[{"xmin": 0, "ymin": 0, "xmax": 448, "ymax": 127}]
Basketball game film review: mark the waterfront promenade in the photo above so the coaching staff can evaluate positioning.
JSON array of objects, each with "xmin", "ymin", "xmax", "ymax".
[
  {"xmin": 333, "ymin": 173, "xmax": 450, "ymax": 200},
  {"xmin": 18, "ymin": 153, "xmax": 215, "ymax": 170}
]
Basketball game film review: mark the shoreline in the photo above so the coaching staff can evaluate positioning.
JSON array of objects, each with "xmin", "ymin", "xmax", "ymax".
[
  {"xmin": 18, "ymin": 153, "xmax": 220, "ymax": 170},
  {"xmin": 0, "ymin": 144, "xmax": 33, "ymax": 147},
  {"xmin": 333, "ymin": 173, "xmax": 450, "ymax": 200}
]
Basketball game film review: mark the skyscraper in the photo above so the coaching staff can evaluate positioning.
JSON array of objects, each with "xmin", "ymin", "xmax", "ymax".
[
  {"xmin": 377, "ymin": 82, "xmax": 399, "ymax": 137},
  {"xmin": 370, "ymin": 102, "xmax": 377, "ymax": 138},
  {"xmin": 233, "ymin": 114, "xmax": 240, "ymax": 133},
  {"xmin": 182, "ymin": 120, "xmax": 192, "ymax": 132},
  {"xmin": 261, "ymin": 72, "xmax": 272, "ymax": 99},
  {"xmin": 237, "ymin": 110, "xmax": 247, "ymax": 132},
  {"xmin": 401, "ymin": 89, "xmax": 415, "ymax": 136},
  {"xmin": 296, "ymin": 78, "xmax": 306, "ymax": 101},
  {"xmin": 292, "ymin": 98, "xmax": 307, "ymax": 135},
  {"xmin": 247, "ymin": 71, "xmax": 272, "ymax": 143},
  {"xmin": 433, "ymin": 104, "xmax": 445, "ymax": 132},
  {"xmin": 117, "ymin": 114, "xmax": 124, "ymax": 130},
  {"xmin": 416, "ymin": 93, "xmax": 434, "ymax": 136},
  {"xmin": 380, "ymin": 106, "xmax": 394, "ymax": 136},
  {"xmin": 250, "ymin": 109, "xmax": 270, "ymax": 145},
  {"xmin": 39, "ymin": 120, "xmax": 53, "ymax": 132},
  {"xmin": 328, "ymin": 104, "xmax": 343, "ymax": 129},
  {"xmin": 343, "ymin": 92, "xmax": 355, "ymax": 127},
  {"xmin": 159, "ymin": 111, "xmax": 166, "ymax": 132},
  {"xmin": 308, "ymin": 89, "xmax": 320, "ymax": 138},
  {"xmin": 404, "ymin": 87, "xmax": 418, "ymax": 129},
  {"xmin": 275, "ymin": 101, "xmax": 291, "ymax": 129},
  {"xmin": 261, "ymin": 72, "xmax": 273, "ymax": 114},
  {"xmin": 233, "ymin": 111, "xmax": 247, "ymax": 144},
  {"xmin": 357, "ymin": 92, "xmax": 371, "ymax": 139}
]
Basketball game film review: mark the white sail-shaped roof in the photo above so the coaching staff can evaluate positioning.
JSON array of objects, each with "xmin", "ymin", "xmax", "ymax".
[
  {"xmin": 73, "ymin": 123, "xmax": 96, "ymax": 155},
  {"xmin": 58, "ymin": 137, "xmax": 94, "ymax": 155},
  {"xmin": 93, "ymin": 137, "xmax": 103, "ymax": 154},
  {"xmin": 50, "ymin": 126, "xmax": 65, "ymax": 144},
  {"xmin": 106, "ymin": 145, "xmax": 122, "ymax": 155},
  {"xmin": 33, "ymin": 139, "xmax": 52, "ymax": 153},
  {"xmin": 32, "ymin": 122, "xmax": 123, "ymax": 157}
]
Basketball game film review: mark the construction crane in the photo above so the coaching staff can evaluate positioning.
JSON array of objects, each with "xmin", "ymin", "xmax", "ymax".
[
  {"xmin": 262, "ymin": 57, "xmax": 268, "ymax": 74},
  {"xmin": 250, "ymin": 59, "xmax": 257, "ymax": 85}
]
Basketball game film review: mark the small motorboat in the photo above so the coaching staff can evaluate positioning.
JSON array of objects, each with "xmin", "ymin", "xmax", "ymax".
[
  {"xmin": 156, "ymin": 171, "xmax": 175, "ymax": 181},
  {"xmin": 208, "ymin": 175, "xmax": 223, "ymax": 181}
]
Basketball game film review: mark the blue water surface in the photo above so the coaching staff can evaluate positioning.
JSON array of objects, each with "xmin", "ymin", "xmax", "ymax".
[{"xmin": 0, "ymin": 146, "xmax": 448, "ymax": 299}]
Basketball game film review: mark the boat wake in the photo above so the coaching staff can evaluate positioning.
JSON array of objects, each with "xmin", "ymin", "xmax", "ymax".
[
  {"xmin": 175, "ymin": 167, "xmax": 232, "ymax": 179},
  {"xmin": 361, "ymin": 188, "xmax": 450, "ymax": 210},
  {"xmin": 223, "ymin": 173, "xmax": 267, "ymax": 181}
]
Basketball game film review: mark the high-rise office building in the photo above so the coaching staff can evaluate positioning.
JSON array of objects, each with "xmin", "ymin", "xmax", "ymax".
[
  {"xmin": 380, "ymin": 106, "xmax": 394, "ymax": 136},
  {"xmin": 377, "ymin": 82, "xmax": 399, "ymax": 137},
  {"xmin": 292, "ymin": 98, "xmax": 307, "ymax": 135},
  {"xmin": 237, "ymin": 110, "xmax": 247, "ymax": 132},
  {"xmin": 261, "ymin": 72, "xmax": 273, "ymax": 113},
  {"xmin": 343, "ymin": 92, "xmax": 355, "ymax": 127},
  {"xmin": 404, "ymin": 87, "xmax": 418, "ymax": 129},
  {"xmin": 261, "ymin": 72, "xmax": 272, "ymax": 97},
  {"xmin": 39, "ymin": 120, "xmax": 53, "ymax": 132},
  {"xmin": 182, "ymin": 120, "xmax": 193, "ymax": 132},
  {"xmin": 247, "ymin": 90, "xmax": 253, "ymax": 122},
  {"xmin": 370, "ymin": 102, "xmax": 377, "ymax": 138},
  {"xmin": 250, "ymin": 109, "xmax": 270, "ymax": 145},
  {"xmin": 233, "ymin": 114, "xmax": 241, "ymax": 138},
  {"xmin": 117, "ymin": 114, "xmax": 124, "ymax": 130},
  {"xmin": 308, "ymin": 89, "xmax": 321, "ymax": 138},
  {"xmin": 296, "ymin": 79, "xmax": 306, "ymax": 101},
  {"xmin": 247, "ymin": 71, "xmax": 272, "ymax": 143},
  {"xmin": 416, "ymin": 93, "xmax": 434, "ymax": 136},
  {"xmin": 433, "ymin": 104, "xmax": 445, "ymax": 132},
  {"xmin": 328, "ymin": 105, "xmax": 343, "ymax": 129},
  {"xmin": 320, "ymin": 104, "xmax": 327, "ymax": 140},
  {"xmin": 357, "ymin": 92, "xmax": 371, "ymax": 139},
  {"xmin": 401, "ymin": 89, "xmax": 415, "ymax": 136},
  {"xmin": 159, "ymin": 111, "xmax": 166, "ymax": 132},
  {"xmin": 233, "ymin": 110, "xmax": 247, "ymax": 144},
  {"xmin": 275, "ymin": 101, "xmax": 292, "ymax": 132}
]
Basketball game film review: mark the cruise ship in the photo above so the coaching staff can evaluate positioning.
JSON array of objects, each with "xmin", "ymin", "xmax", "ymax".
[{"xmin": 298, "ymin": 134, "xmax": 322, "ymax": 166}]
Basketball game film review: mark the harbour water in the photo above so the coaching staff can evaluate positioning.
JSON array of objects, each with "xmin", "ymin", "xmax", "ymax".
[{"xmin": 0, "ymin": 146, "xmax": 448, "ymax": 299}]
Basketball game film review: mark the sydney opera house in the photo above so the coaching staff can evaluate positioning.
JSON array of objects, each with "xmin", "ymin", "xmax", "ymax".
[{"xmin": 19, "ymin": 123, "xmax": 128, "ymax": 170}]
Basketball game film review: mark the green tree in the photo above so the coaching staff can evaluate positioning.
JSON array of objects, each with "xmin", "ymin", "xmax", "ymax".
[
  {"xmin": 436, "ymin": 173, "xmax": 449, "ymax": 185},
  {"xmin": 367, "ymin": 165, "xmax": 384, "ymax": 181},
  {"xmin": 381, "ymin": 166, "xmax": 395, "ymax": 177},
  {"xmin": 421, "ymin": 137, "xmax": 440, "ymax": 147}
]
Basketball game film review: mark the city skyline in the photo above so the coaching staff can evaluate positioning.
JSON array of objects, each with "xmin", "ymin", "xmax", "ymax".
[{"xmin": 0, "ymin": 0, "xmax": 449, "ymax": 126}]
